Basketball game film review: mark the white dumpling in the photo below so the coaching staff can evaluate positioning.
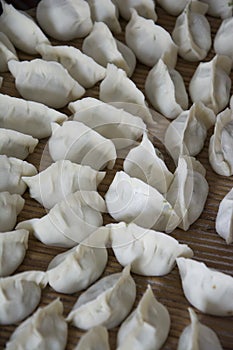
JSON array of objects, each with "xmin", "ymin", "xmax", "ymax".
[
  {"xmin": 113, "ymin": 0, "xmax": 157, "ymax": 20},
  {"xmin": 0, "ymin": 32, "xmax": 18, "ymax": 72},
  {"xmin": 189, "ymin": 55, "xmax": 232, "ymax": 114},
  {"xmin": 0, "ymin": 270, "xmax": 47, "ymax": 325},
  {"xmin": 214, "ymin": 17, "xmax": 233, "ymax": 66},
  {"xmin": 0, "ymin": 0, "xmax": 50, "ymax": 54},
  {"xmin": 23, "ymin": 160, "xmax": 105, "ymax": 209},
  {"xmin": 156, "ymin": 0, "xmax": 189, "ymax": 16},
  {"xmin": 166, "ymin": 155, "xmax": 208, "ymax": 231},
  {"xmin": 16, "ymin": 191, "xmax": 106, "ymax": 248},
  {"xmin": 5, "ymin": 299, "xmax": 68, "ymax": 350},
  {"xmin": 105, "ymin": 171, "xmax": 180, "ymax": 233},
  {"xmin": 109, "ymin": 221, "xmax": 193, "ymax": 276},
  {"xmin": 67, "ymin": 265, "xmax": 136, "ymax": 330},
  {"xmin": 172, "ymin": 1, "xmax": 211, "ymax": 62},
  {"xmin": 0, "ymin": 155, "xmax": 37, "ymax": 195},
  {"xmin": 123, "ymin": 132, "xmax": 173, "ymax": 194},
  {"xmin": 0, "ymin": 229, "xmax": 29, "ymax": 277},
  {"xmin": 48, "ymin": 121, "xmax": 116, "ymax": 171},
  {"xmin": 8, "ymin": 59, "xmax": 85, "ymax": 109},
  {"xmin": 0, "ymin": 191, "xmax": 24, "ymax": 232},
  {"xmin": 145, "ymin": 59, "xmax": 188, "ymax": 119},
  {"xmin": 216, "ymin": 188, "xmax": 233, "ymax": 244},
  {"xmin": 0, "ymin": 128, "xmax": 38, "ymax": 160},
  {"xmin": 125, "ymin": 10, "xmax": 178, "ymax": 68},
  {"xmin": 36, "ymin": 0, "xmax": 93, "ymax": 40},
  {"xmin": 209, "ymin": 108, "xmax": 233, "ymax": 176},
  {"xmin": 0, "ymin": 93, "xmax": 67, "ymax": 139},
  {"xmin": 201, "ymin": 0, "xmax": 233, "ymax": 18},
  {"xmin": 177, "ymin": 257, "xmax": 233, "ymax": 316},
  {"xmin": 36, "ymin": 43, "xmax": 106, "ymax": 89},
  {"xmin": 87, "ymin": 0, "xmax": 121, "ymax": 34},
  {"xmin": 68, "ymin": 97, "xmax": 146, "ymax": 150},
  {"xmin": 117, "ymin": 285, "xmax": 170, "ymax": 350},
  {"xmin": 177, "ymin": 308, "xmax": 223, "ymax": 350},
  {"xmin": 82, "ymin": 22, "xmax": 136, "ymax": 77},
  {"xmin": 165, "ymin": 102, "xmax": 216, "ymax": 162},
  {"xmin": 74, "ymin": 326, "xmax": 110, "ymax": 350}
]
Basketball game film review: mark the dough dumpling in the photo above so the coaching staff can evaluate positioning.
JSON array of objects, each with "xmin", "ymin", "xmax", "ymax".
[
  {"xmin": 214, "ymin": 17, "xmax": 233, "ymax": 66},
  {"xmin": 67, "ymin": 265, "xmax": 136, "ymax": 330},
  {"xmin": 125, "ymin": 10, "xmax": 178, "ymax": 68},
  {"xmin": 8, "ymin": 59, "xmax": 85, "ymax": 109},
  {"xmin": 177, "ymin": 257, "xmax": 233, "ymax": 316},
  {"xmin": 201, "ymin": 0, "xmax": 233, "ymax": 18},
  {"xmin": 87, "ymin": 0, "xmax": 121, "ymax": 33},
  {"xmin": 114, "ymin": 0, "xmax": 157, "ymax": 21},
  {"xmin": 0, "ymin": 270, "xmax": 47, "ymax": 325},
  {"xmin": 23, "ymin": 160, "xmax": 105, "ymax": 209},
  {"xmin": 216, "ymin": 188, "xmax": 233, "ymax": 244},
  {"xmin": 0, "ymin": 191, "xmax": 24, "ymax": 232},
  {"xmin": 0, "ymin": 229, "xmax": 29, "ymax": 277},
  {"xmin": 0, "ymin": 0, "xmax": 50, "ymax": 54},
  {"xmin": 156, "ymin": 0, "xmax": 189, "ymax": 16},
  {"xmin": 0, "ymin": 32, "xmax": 18, "ymax": 72},
  {"xmin": 48, "ymin": 121, "xmax": 116, "ymax": 171},
  {"xmin": 74, "ymin": 326, "xmax": 110, "ymax": 350},
  {"xmin": 5, "ymin": 299, "xmax": 68, "ymax": 350},
  {"xmin": 36, "ymin": 0, "xmax": 93, "ymax": 40},
  {"xmin": 117, "ymin": 285, "xmax": 170, "ymax": 350}
]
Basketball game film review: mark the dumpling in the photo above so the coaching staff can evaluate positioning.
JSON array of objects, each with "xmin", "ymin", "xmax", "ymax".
[
  {"xmin": 145, "ymin": 59, "xmax": 188, "ymax": 119},
  {"xmin": 216, "ymin": 188, "xmax": 233, "ymax": 244},
  {"xmin": 117, "ymin": 285, "xmax": 170, "ymax": 350},
  {"xmin": 0, "ymin": 129, "xmax": 38, "ymax": 160},
  {"xmin": 8, "ymin": 59, "xmax": 85, "ymax": 109},
  {"xmin": 156, "ymin": 0, "xmax": 189, "ymax": 16},
  {"xmin": 209, "ymin": 108, "xmax": 233, "ymax": 176},
  {"xmin": 5, "ymin": 298, "xmax": 68, "ymax": 350},
  {"xmin": 109, "ymin": 221, "xmax": 193, "ymax": 276},
  {"xmin": 36, "ymin": 43, "xmax": 106, "ymax": 89},
  {"xmin": 66, "ymin": 265, "xmax": 136, "ymax": 330},
  {"xmin": 0, "ymin": 0, "xmax": 50, "ymax": 54},
  {"xmin": 47, "ymin": 227, "xmax": 109, "ymax": 293},
  {"xmin": 48, "ymin": 121, "xmax": 116, "ymax": 170},
  {"xmin": 0, "ymin": 155, "xmax": 37, "ymax": 194},
  {"xmin": 123, "ymin": 132, "xmax": 173, "ymax": 194},
  {"xmin": 0, "ymin": 270, "xmax": 47, "ymax": 325},
  {"xmin": 0, "ymin": 93, "xmax": 67, "ymax": 139},
  {"xmin": 16, "ymin": 191, "xmax": 106, "ymax": 248},
  {"xmin": 82, "ymin": 22, "xmax": 136, "ymax": 77},
  {"xmin": 74, "ymin": 326, "xmax": 110, "ymax": 350},
  {"xmin": 0, "ymin": 32, "xmax": 18, "ymax": 72},
  {"xmin": 68, "ymin": 97, "xmax": 146, "ymax": 150},
  {"xmin": 113, "ymin": 0, "xmax": 157, "ymax": 21},
  {"xmin": 165, "ymin": 102, "xmax": 216, "ymax": 162},
  {"xmin": 22, "ymin": 160, "xmax": 105, "ymax": 209},
  {"xmin": 176, "ymin": 257, "xmax": 233, "ymax": 316},
  {"xmin": 105, "ymin": 171, "xmax": 180, "ymax": 233},
  {"xmin": 0, "ymin": 191, "xmax": 24, "ymax": 232},
  {"xmin": 125, "ymin": 10, "xmax": 178, "ymax": 68},
  {"xmin": 166, "ymin": 155, "xmax": 209, "ymax": 231},
  {"xmin": 0, "ymin": 229, "xmax": 29, "ymax": 277},
  {"xmin": 201, "ymin": 0, "xmax": 233, "ymax": 18},
  {"xmin": 214, "ymin": 17, "xmax": 233, "ymax": 65},
  {"xmin": 189, "ymin": 55, "xmax": 232, "ymax": 114},
  {"xmin": 177, "ymin": 308, "xmax": 223, "ymax": 350},
  {"xmin": 36, "ymin": 0, "xmax": 93, "ymax": 40},
  {"xmin": 87, "ymin": 0, "xmax": 121, "ymax": 34},
  {"xmin": 231, "ymin": 95, "xmax": 233, "ymax": 110},
  {"xmin": 172, "ymin": 1, "xmax": 211, "ymax": 62}
]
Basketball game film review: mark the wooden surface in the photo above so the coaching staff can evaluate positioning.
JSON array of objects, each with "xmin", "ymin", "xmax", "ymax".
[{"xmin": 1, "ymin": 5, "xmax": 233, "ymax": 350}]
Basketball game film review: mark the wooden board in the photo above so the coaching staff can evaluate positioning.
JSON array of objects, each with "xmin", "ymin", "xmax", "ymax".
[{"xmin": 1, "ymin": 5, "xmax": 233, "ymax": 349}]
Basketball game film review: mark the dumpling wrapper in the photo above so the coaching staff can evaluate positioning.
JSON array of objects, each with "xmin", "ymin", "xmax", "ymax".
[
  {"xmin": 109, "ymin": 221, "xmax": 193, "ymax": 276},
  {"xmin": 177, "ymin": 308, "xmax": 223, "ymax": 350},
  {"xmin": 5, "ymin": 299, "xmax": 68, "ymax": 350},
  {"xmin": 201, "ymin": 0, "xmax": 233, "ymax": 18},
  {"xmin": 156, "ymin": 0, "xmax": 189, "ymax": 16},
  {"xmin": 105, "ymin": 171, "xmax": 180, "ymax": 233},
  {"xmin": 8, "ymin": 59, "xmax": 85, "ymax": 109},
  {"xmin": 74, "ymin": 326, "xmax": 110, "ymax": 350},
  {"xmin": 0, "ymin": 0, "xmax": 50, "ymax": 54},
  {"xmin": 113, "ymin": 0, "xmax": 157, "ymax": 21},
  {"xmin": 0, "ymin": 93, "xmax": 68, "ymax": 139},
  {"xmin": 125, "ymin": 10, "xmax": 178, "ymax": 68},
  {"xmin": 0, "ymin": 32, "xmax": 18, "ymax": 72},
  {"xmin": 67, "ymin": 265, "xmax": 136, "ymax": 330},
  {"xmin": 48, "ymin": 121, "xmax": 116, "ymax": 171},
  {"xmin": 117, "ymin": 285, "xmax": 170, "ymax": 350},
  {"xmin": 177, "ymin": 257, "xmax": 233, "ymax": 316},
  {"xmin": 216, "ymin": 187, "xmax": 233, "ymax": 244},
  {"xmin": 17, "ymin": 191, "xmax": 106, "ymax": 248},
  {"xmin": 0, "ymin": 270, "xmax": 47, "ymax": 325},
  {"xmin": 23, "ymin": 160, "xmax": 105, "ymax": 209},
  {"xmin": 214, "ymin": 17, "xmax": 233, "ymax": 67},
  {"xmin": 0, "ymin": 191, "xmax": 24, "ymax": 232},
  {"xmin": 36, "ymin": 0, "xmax": 93, "ymax": 40},
  {"xmin": 0, "ymin": 229, "xmax": 29, "ymax": 277}
]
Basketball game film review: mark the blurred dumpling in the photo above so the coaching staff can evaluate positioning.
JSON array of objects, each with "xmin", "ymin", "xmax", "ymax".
[
  {"xmin": 87, "ymin": 0, "xmax": 121, "ymax": 33},
  {"xmin": 0, "ymin": 32, "xmax": 18, "ymax": 72},
  {"xmin": 0, "ymin": 191, "xmax": 24, "ymax": 232},
  {"xmin": 201, "ymin": 0, "xmax": 233, "ymax": 18},
  {"xmin": 74, "ymin": 326, "xmax": 110, "ymax": 350},
  {"xmin": 113, "ymin": 0, "xmax": 157, "ymax": 21},
  {"xmin": 216, "ymin": 188, "xmax": 233, "ymax": 244},
  {"xmin": 156, "ymin": 0, "xmax": 189, "ymax": 16},
  {"xmin": 214, "ymin": 17, "xmax": 233, "ymax": 65}
]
